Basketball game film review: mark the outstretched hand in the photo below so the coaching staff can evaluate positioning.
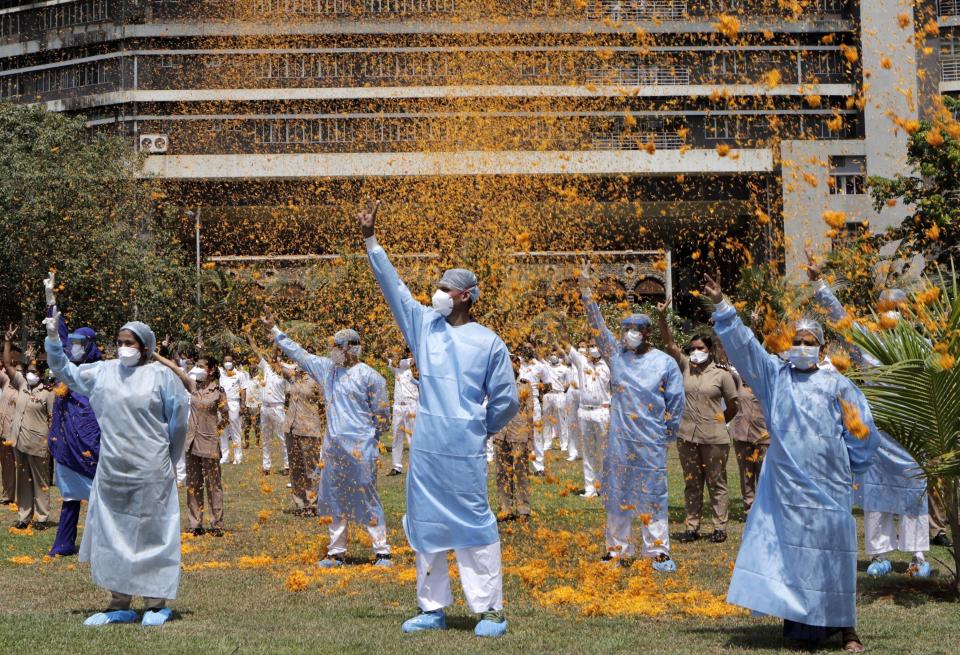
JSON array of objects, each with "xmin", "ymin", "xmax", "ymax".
[
  {"xmin": 4, "ymin": 324, "xmax": 18, "ymax": 342},
  {"xmin": 357, "ymin": 199, "xmax": 380, "ymax": 239},
  {"xmin": 656, "ymin": 298, "xmax": 671, "ymax": 314},
  {"xmin": 43, "ymin": 271, "xmax": 57, "ymax": 306},
  {"xmin": 260, "ymin": 307, "xmax": 278, "ymax": 331},
  {"xmin": 42, "ymin": 310, "xmax": 60, "ymax": 340},
  {"xmin": 578, "ymin": 259, "xmax": 593, "ymax": 295},
  {"xmin": 703, "ymin": 270, "xmax": 724, "ymax": 304}
]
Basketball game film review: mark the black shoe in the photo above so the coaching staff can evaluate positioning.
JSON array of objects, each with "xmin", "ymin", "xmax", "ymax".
[
  {"xmin": 496, "ymin": 513, "xmax": 515, "ymax": 523},
  {"xmin": 709, "ymin": 529, "xmax": 727, "ymax": 543},
  {"xmin": 931, "ymin": 533, "xmax": 953, "ymax": 548},
  {"xmin": 386, "ymin": 468, "xmax": 402, "ymax": 477},
  {"xmin": 677, "ymin": 530, "xmax": 700, "ymax": 543},
  {"xmin": 533, "ymin": 470, "xmax": 546, "ymax": 477},
  {"xmin": 32, "ymin": 521, "xmax": 50, "ymax": 532},
  {"xmin": 209, "ymin": 528, "xmax": 224, "ymax": 537},
  {"xmin": 13, "ymin": 521, "xmax": 29, "ymax": 530},
  {"xmin": 191, "ymin": 527, "xmax": 205, "ymax": 537}
]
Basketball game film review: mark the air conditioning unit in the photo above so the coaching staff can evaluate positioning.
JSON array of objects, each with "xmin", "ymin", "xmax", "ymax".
[{"xmin": 139, "ymin": 134, "xmax": 169, "ymax": 154}]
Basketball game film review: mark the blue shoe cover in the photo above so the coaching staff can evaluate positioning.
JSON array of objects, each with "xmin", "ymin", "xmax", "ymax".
[
  {"xmin": 652, "ymin": 556, "xmax": 677, "ymax": 573},
  {"xmin": 142, "ymin": 608, "xmax": 173, "ymax": 626},
  {"xmin": 83, "ymin": 610, "xmax": 138, "ymax": 626},
  {"xmin": 402, "ymin": 609, "xmax": 446, "ymax": 633},
  {"xmin": 373, "ymin": 556, "xmax": 394, "ymax": 568},
  {"xmin": 475, "ymin": 617, "xmax": 508, "ymax": 638},
  {"xmin": 867, "ymin": 558, "xmax": 892, "ymax": 577},
  {"xmin": 913, "ymin": 561, "xmax": 932, "ymax": 578},
  {"xmin": 317, "ymin": 557, "xmax": 344, "ymax": 569}
]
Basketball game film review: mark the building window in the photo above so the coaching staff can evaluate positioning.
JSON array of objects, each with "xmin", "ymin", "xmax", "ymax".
[
  {"xmin": 158, "ymin": 55, "xmax": 178, "ymax": 68},
  {"xmin": 0, "ymin": 13, "xmax": 20, "ymax": 38},
  {"xmin": 704, "ymin": 115, "xmax": 737, "ymax": 140},
  {"xmin": 42, "ymin": 0, "xmax": 110, "ymax": 31},
  {"xmin": 255, "ymin": 0, "xmax": 350, "ymax": 15},
  {"xmin": 941, "ymin": 34, "xmax": 959, "ymax": 82},
  {"xmin": 804, "ymin": 50, "xmax": 845, "ymax": 82},
  {"xmin": 829, "ymin": 155, "xmax": 866, "ymax": 195},
  {"xmin": 365, "ymin": 0, "xmax": 457, "ymax": 13}
]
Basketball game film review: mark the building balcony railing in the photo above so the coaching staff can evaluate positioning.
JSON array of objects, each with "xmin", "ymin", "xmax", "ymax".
[
  {"xmin": 940, "ymin": 0, "xmax": 960, "ymax": 17},
  {"xmin": 0, "ymin": 0, "xmax": 853, "ymax": 44},
  {"xmin": 94, "ymin": 112, "xmax": 862, "ymax": 157},
  {"xmin": 943, "ymin": 57, "xmax": 960, "ymax": 82},
  {"xmin": 0, "ymin": 47, "xmax": 854, "ymax": 102}
]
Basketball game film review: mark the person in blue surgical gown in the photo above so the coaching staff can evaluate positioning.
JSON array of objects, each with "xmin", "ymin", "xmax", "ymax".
[
  {"xmin": 259, "ymin": 317, "xmax": 392, "ymax": 567},
  {"xmin": 703, "ymin": 272, "xmax": 878, "ymax": 653},
  {"xmin": 358, "ymin": 200, "xmax": 519, "ymax": 638},
  {"xmin": 578, "ymin": 263, "xmax": 685, "ymax": 572},
  {"xmin": 44, "ymin": 305, "xmax": 188, "ymax": 628},
  {"xmin": 806, "ymin": 254, "xmax": 931, "ymax": 578}
]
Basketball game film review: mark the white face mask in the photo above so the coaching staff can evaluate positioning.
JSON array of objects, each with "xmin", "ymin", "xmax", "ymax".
[
  {"xmin": 188, "ymin": 367, "xmax": 207, "ymax": 382},
  {"xmin": 588, "ymin": 348, "xmax": 601, "ymax": 361},
  {"xmin": 330, "ymin": 348, "xmax": 346, "ymax": 367},
  {"xmin": 117, "ymin": 346, "xmax": 141, "ymax": 368},
  {"xmin": 549, "ymin": 356, "xmax": 560, "ymax": 366},
  {"xmin": 689, "ymin": 350, "xmax": 710, "ymax": 365},
  {"xmin": 623, "ymin": 330, "xmax": 643, "ymax": 350},
  {"xmin": 786, "ymin": 345, "xmax": 820, "ymax": 371},
  {"xmin": 70, "ymin": 343, "xmax": 86, "ymax": 360},
  {"xmin": 431, "ymin": 289, "xmax": 454, "ymax": 317},
  {"xmin": 348, "ymin": 345, "xmax": 362, "ymax": 359},
  {"xmin": 25, "ymin": 372, "xmax": 40, "ymax": 387},
  {"xmin": 223, "ymin": 362, "xmax": 234, "ymax": 371}
]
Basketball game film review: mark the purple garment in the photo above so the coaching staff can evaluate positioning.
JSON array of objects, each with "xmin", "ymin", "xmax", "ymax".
[{"xmin": 46, "ymin": 306, "xmax": 101, "ymax": 479}]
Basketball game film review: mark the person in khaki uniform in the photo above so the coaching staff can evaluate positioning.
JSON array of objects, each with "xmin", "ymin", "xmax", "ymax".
[
  {"xmin": 182, "ymin": 357, "xmax": 228, "ymax": 536},
  {"xmin": 493, "ymin": 364, "xmax": 535, "ymax": 522},
  {"xmin": 3, "ymin": 328, "xmax": 54, "ymax": 529},
  {"xmin": 728, "ymin": 379, "xmax": 769, "ymax": 519},
  {"xmin": 282, "ymin": 365, "xmax": 325, "ymax": 515},
  {"xmin": 0, "ymin": 365, "xmax": 21, "ymax": 506},
  {"xmin": 657, "ymin": 307, "xmax": 739, "ymax": 544}
]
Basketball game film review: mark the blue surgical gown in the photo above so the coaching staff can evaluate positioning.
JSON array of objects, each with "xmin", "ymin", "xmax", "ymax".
[
  {"xmin": 274, "ymin": 331, "xmax": 390, "ymax": 526},
  {"xmin": 712, "ymin": 301, "xmax": 878, "ymax": 628},
  {"xmin": 366, "ymin": 238, "xmax": 519, "ymax": 553},
  {"xmin": 45, "ymin": 336, "xmax": 188, "ymax": 599},
  {"xmin": 814, "ymin": 284, "xmax": 927, "ymax": 517},
  {"xmin": 583, "ymin": 297, "xmax": 685, "ymax": 521}
]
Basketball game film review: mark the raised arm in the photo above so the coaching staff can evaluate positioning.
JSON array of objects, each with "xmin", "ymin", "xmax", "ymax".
[
  {"xmin": 484, "ymin": 340, "xmax": 521, "ymax": 436},
  {"xmin": 579, "ymin": 262, "xmax": 617, "ymax": 359},
  {"xmin": 261, "ymin": 311, "xmax": 332, "ymax": 385},
  {"xmin": 705, "ymin": 272, "xmax": 784, "ymax": 410},
  {"xmin": 44, "ymin": 307, "xmax": 99, "ymax": 398},
  {"xmin": 2, "ymin": 325, "xmax": 19, "ymax": 379},
  {"xmin": 806, "ymin": 251, "xmax": 876, "ymax": 368},
  {"xmin": 153, "ymin": 350, "xmax": 196, "ymax": 394},
  {"xmin": 360, "ymin": 201, "xmax": 430, "ymax": 354},
  {"xmin": 656, "ymin": 300, "xmax": 684, "ymax": 365}
]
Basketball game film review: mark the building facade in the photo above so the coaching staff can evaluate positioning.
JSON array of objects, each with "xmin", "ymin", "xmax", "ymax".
[{"xmin": 0, "ymin": 0, "xmax": 951, "ymax": 300}]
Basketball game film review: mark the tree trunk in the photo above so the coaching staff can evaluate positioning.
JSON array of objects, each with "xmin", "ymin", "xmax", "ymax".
[{"xmin": 944, "ymin": 481, "xmax": 960, "ymax": 597}]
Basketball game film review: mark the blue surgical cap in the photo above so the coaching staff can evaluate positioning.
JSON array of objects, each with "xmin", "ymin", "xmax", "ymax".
[
  {"xmin": 120, "ymin": 321, "xmax": 156, "ymax": 355},
  {"xmin": 439, "ymin": 268, "xmax": 480, "ymax": 303},
  {"xmin": 621, "ymin": 314, "xmax": 652, "ymax": 329},
  {"xmin": 794, "ymin": 317, "xmax": 824, "ymax": 345}
]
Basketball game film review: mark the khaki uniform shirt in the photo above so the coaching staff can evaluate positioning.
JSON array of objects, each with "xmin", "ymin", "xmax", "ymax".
[
  {"xmin": 10, "ymin": 373, "xmax": 53, "ymax": 457},
  {"xmin": 729, "ymin": 384, "xmax": 769, "ymax": 444},
  {"xmin": 186, "ymin": 384, "xmax": 226, "ymax": 459},
  {"xmin": 495, "ymin": 380, "xmax": 535, "ymax": 445},
  {"xmin": 676, "ymin": 356, "xmax": 738, "ymax": 445},
  {"xmin": 284, "ymin": 376, "xmax": 324, "ymax": 438}
]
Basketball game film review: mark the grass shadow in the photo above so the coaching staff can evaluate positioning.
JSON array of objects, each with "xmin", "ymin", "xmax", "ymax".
[{"xmin": 683, "ymin": 623, "xmax": 788, "ymax": 651}]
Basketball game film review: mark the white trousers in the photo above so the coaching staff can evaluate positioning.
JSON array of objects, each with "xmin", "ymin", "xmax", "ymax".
[
  {"xmin": 390, "ymin": 403, "xmax": 417, "ymax": 470},
  {"xmin": 327, "ymin": 516, "xmax": 391, "ymax": 556},
  {"xmin": 260, "ymin": 404, "xmax": 288, "ymax": 471},
  {"xmin": 542, "ymin": 392, "xmax": 568, "ymax": 451},
  {"xmin": 532, "ymin": 396, "xmax": 546, "ymax": 472},
  {"xmin": 219, "ymin": 399, "xmax": 243, "ymax": 464},
  {"xmin": 864, "ymin": 511, "xmax": 929, "ymax": 556},
  {"xmin": 578, "ymin": 407, "xmax": 609, "ymax": 496},
  {"xmin": 416, "ymin": 542, "xmax": 503, "ymax": 614},
  {"xmin": 605, "ymin": 512, "xmax": 670, "ymax": 558},
  {"xmin": 566, "ymin": 391, "xmax": 580, "ymax": 458}
]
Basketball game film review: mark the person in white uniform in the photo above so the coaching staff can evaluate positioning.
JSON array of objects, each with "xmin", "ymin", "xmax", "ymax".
[
  {"xmin": 541, "ymin": 355, "xmax": 569, "ymax": 454},
  {"xmin": 217, "ymin": 355, "xmax": 247, "ymax": 465},
  {"xmin": 564, "ymin": 350, "xmax": 582, "ymax": 461},
  {"xmin": 519, "ymin": 348, "xmax": 552, "ymax": 476},
  {"xmin": 245, "ymin": 334, "xmax": 288, "ymax": 475},
  {"xmin": 387, "ymin": 349, "xmax": 419, "ymax": 476},
  {"xmin": 567, "ymin": 344, "xmax": 611, "ymax": 498}
]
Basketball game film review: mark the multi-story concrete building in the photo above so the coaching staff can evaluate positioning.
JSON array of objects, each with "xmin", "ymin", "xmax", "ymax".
[{"xmin": 0, "ymin": 0, "xmax": 948, "ymax": 305}]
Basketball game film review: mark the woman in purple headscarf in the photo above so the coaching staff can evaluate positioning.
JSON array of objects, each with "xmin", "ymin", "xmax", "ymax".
[{"xmin": 44, "ymin": 272, "xmax": 102, "ymax": 557}]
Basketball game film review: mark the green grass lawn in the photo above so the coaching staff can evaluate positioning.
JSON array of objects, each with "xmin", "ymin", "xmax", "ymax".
[{"xmin": 1, "ymin": 439, "xmax": 958, "ymax": 655}]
